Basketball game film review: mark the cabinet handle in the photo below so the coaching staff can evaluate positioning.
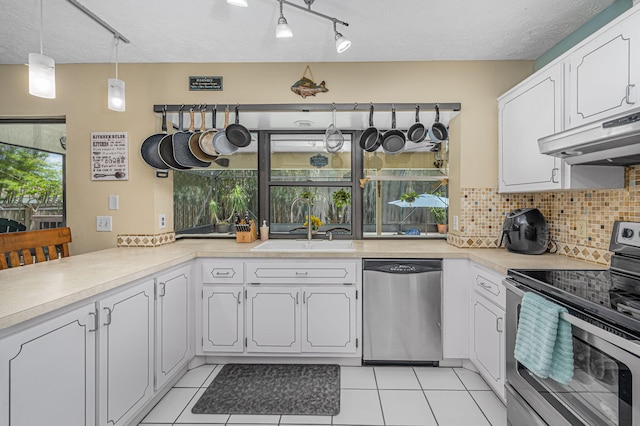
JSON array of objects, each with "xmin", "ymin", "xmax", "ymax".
[
  {"xmin": 215, "ymin": 271, "xmax": 230, "ymax": 276},
  {"xmin": 103, "ymin": 307, "xmax": 112, "ymax": 326},
  {"xmin": 496, "ymin": 317, "xmax": 504, "ymax": 333},
  {"xmin": 295, "ymin": 271, "xmax": 308, "ymax": 276},
  {"xmin": 88, "ymin": 310, "xmax": 98, "ymax": 332},
  {"xmin": 626, "ymin": 84, "xmax": 636, "ymax": 105},
  {"xmin": 303, "ymin": 291, "xmax": 306, "ymax": 304},
  {"xmin": 296, "ymin": 292, "xmax": 299, "ymax": 304},
  {"xmin": 158, "ymin": 282, "xmax": 166, "ymax": 297},
  {"xmin": 478, "ymin": 281, "xmax": 492, "ymax": 290},
  {"xmin": 551, "ymin": 167, "xmax": 559, "ymax": 184},
  {"xmin": 237, "ymin": 291, "xmax": 242, "ymax": 304}
]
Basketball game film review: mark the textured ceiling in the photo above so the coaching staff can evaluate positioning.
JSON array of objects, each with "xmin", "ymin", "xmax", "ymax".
[{"xmin": 0, "ymin": 0, "xmax": 617, "ymax": 64}]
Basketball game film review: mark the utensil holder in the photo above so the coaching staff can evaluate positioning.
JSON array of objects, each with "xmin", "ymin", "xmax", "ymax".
[{"xmin": 236, "ymin": 220, "xmax": 257, "ymax": 243}]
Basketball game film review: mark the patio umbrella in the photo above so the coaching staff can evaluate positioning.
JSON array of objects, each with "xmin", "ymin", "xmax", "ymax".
[{"xmin": 388, "ymin": 193, "xmax": 449, "ymax": 208}]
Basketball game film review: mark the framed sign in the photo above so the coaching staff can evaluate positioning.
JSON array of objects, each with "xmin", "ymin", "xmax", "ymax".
[
  {"xmin": 189, "ymin": 76, "xmax": 223, "ymax": 91},
  {"xmin": 91, "ymin": 132, "xmax": 129, "ymax": 181}
]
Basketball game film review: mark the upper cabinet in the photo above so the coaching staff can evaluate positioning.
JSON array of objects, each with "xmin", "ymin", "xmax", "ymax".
[
  {"xmin": 499, "ymin": 63, "xmax": 564, "ymax": 193},
  {"xmin": 567, "ymin": 15, "xmax": 640, "ymax": 128}
]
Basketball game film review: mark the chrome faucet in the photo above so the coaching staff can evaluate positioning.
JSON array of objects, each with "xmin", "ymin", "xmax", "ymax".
[{"xmin": 290, "ymin": 197, "xmax": 313, "ymax": 241}]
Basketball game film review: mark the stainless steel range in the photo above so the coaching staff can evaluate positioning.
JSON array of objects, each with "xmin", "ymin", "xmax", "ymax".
[{"xmin": 504, "ymin": 221, "xmax": 640, "ymax": 426}]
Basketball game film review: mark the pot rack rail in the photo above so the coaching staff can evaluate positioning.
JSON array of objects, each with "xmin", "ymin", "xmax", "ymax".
[{"xmin": 152, "ymin": 103, "xmax": 461, "ymax": 113}]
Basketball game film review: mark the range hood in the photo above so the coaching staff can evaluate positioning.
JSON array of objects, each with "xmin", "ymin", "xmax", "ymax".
[{"xmin": 538, "ymin": 106, "xmax": 640, "ymax": 166}]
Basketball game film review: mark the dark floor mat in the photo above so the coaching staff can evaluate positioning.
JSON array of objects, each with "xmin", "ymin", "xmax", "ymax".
[{"xmin": 191, "ymin": 363, "xmax": 340, "ymax": 416}]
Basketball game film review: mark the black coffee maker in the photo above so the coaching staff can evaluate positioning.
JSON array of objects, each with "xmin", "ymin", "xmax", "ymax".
[{"xmin": 499, "ymin": 208, "xmax": 549, "ymax": 254}]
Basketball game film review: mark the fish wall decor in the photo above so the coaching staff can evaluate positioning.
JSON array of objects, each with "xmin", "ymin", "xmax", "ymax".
[{"xmin": 291, "ymin": 65, "xmax": 329, "ymax": 98}]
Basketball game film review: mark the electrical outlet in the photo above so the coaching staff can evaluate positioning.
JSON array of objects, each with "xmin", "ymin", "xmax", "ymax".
[
  {"xmin": 159, "ymin": 213, "xmax": 166, "ymax": 229},
  {"xmin": 453, "ymin": 215, "xmax": 459, "ymax": 231},
  {"xmin": 108, "ymin": 194, "xmax": 119, "ymax": 210},
  {"xmin": 576, "ymin": 220, "xmax": 587, "ymax": 238},
  {"xmin": 97, "ymin": 216, "xmax": 112, "ymax": 232}
]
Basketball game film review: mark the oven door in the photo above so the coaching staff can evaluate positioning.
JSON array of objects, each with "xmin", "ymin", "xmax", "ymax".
[{"xmin": 505, "ymin": 279, "xmax": 640, "ymax": 426}]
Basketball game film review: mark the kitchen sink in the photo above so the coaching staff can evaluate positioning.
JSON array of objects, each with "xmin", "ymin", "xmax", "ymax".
[{"xmin": 250, "ymin": 239, "xmax": 355, "ymax": 252}]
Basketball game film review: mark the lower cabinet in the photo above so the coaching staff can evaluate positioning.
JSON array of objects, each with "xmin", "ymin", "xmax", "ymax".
[
  {"xmin": 202, "ymin": 286, "xmax": 244, "ymax": 352},
  {"xmin": 155, "ymin": 265, "xmax": 192, "ymax": 390},
  {"xmin": 246, "ymin": 286, "xmax": 301, "ymax": 353},
  {"xmin": 97, "ymin": 279, "xmax": 155, "ymax": 426},
  {"xmin": 302, "ymin": 287, "xmax": 357, "ymax": 353},
  {"xmin": 0, "ymin": 303, "xmax": 97, "ymax": 426}
]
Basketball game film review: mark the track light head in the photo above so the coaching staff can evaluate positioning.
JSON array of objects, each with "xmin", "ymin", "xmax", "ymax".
[
  {"xmin": 227, "ymin": 0, "xmax": 248, "ymax": 6},
  {"xmin": 333, "ymin": 20, "xmax": 351, "ymax": 53}
]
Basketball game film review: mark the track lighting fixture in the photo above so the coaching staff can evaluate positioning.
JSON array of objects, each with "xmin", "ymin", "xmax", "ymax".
[
  {"xmin": 29, "ymin": 0, "xmax": 56, "ymax": 99},
  {"xmin": 108, "ymin": 36, "xmax": 125, "ymax": 112},
  {"xmin": 333, "ymin": 19, "xmax": 351, "ymax": 53},
  {"xmin": 276, "ymin": 0, "xmax": 293, "ymax": 38}
]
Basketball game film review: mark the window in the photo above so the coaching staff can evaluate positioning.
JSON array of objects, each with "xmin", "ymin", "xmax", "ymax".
[{"xmin": 0, "ymin": 120, "xmax": 66, "ymax": 231}]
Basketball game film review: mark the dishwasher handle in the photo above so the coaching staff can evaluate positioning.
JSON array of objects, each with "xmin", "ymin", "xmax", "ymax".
[{"xmin": 363, "ymin": 259, "xmax": 442, "ymax": 274}]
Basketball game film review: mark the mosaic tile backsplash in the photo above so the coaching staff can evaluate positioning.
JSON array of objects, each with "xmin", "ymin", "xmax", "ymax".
[
  {"xmin": 117, "ymin": 232, "xmax": 175, "ymax": 247},
  {"xmin": 447, "ymin": 166, "xmax": 640, "ymax": 265}
]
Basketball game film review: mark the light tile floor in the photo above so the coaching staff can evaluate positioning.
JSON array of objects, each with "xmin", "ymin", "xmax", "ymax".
[{"xmin": 139, "ymin": 365, "xmax": 506, "ymax": 426}]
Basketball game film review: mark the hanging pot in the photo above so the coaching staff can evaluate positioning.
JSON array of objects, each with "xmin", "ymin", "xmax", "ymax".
[
  {"xmin": 225, "ymin": 106, "xmax": 252, "ymax": 148},
  {"xmin": 198, "ymin": 106, "xmax": 220, "ymax": 158},
  {"xmin": 190, "ymin": 107, "xmax": 217, "ymax": 162},
  {"xmin": 407, "ymin": 105, "xmax": 427, "ymax": 143},
  {"xmin": 174, "ymin": 108, "xmax": 210, "ymax": 168},
  {"xmin": 428, "ymin": 104, "xmax": 449, "ymax": 141},
  {"xmin": 140, "ymin": 107, "xmax": 170, "ymax": 178},
  {"xmin": 359, "ymin": 104, "xmax": 383, "ymax": 152},
  {"xmin": 382, "ymin": 107, "xmax": 406, "ymax": 155},
  {"xmin": 212, "ymin": 108, "xmax": 238, "ymax": 155}
]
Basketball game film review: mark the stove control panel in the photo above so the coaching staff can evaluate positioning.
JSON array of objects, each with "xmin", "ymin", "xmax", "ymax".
[{"xmin": 613, "ymin": 221, "xmax": 640, "ymax": 249}]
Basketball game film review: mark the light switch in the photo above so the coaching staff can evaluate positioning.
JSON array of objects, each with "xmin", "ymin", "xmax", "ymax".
[
  {"xmin": 97, "ymin": 216, "xmax": 112, "ymax": 232},
  {"xmin": 108, "ymin": 194, "xmax": 119, "ymax": 210}
]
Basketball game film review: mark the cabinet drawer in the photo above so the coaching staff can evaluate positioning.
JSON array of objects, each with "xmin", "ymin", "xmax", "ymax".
[
  {"xmin": 246, "ymin": 261, "xmax": 357, "ymax": 284},
  {"xmin": 202, "ymin": 261, "xmax": 244, "ymax": 284},
  {"xmin": 470, "ymin": 263, "xmax": 506, "ymax": 309}
]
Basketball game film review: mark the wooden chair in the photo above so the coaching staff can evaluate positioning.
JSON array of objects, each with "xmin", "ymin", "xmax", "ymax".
[{"xmin": 0, "ymin": 227, "xmax": 72, "ymax": 270}]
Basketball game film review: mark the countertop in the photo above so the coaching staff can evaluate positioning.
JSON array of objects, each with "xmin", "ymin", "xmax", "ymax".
[{"xmin": 0, "ymin": 239, "xmax": 604, "ymax": 332}]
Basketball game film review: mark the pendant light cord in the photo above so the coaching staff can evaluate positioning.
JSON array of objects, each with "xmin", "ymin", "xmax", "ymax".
[
  {"xmin": 39, "ymin": 0, "xmax": 44, "ymax": 54},
  {"xmin": 114, "ymin": 36, "xmax": 119, "ymax": 79}
]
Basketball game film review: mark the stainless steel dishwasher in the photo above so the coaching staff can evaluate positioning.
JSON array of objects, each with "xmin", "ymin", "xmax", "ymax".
[{"xmin": 363, "ymin": 259, "xmax": 442, "ymax": 365}]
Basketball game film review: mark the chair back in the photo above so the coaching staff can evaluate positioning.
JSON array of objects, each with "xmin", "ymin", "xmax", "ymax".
[{"xmin": 0, "ymin": 227, "xmax": 72, "ymax": 270}]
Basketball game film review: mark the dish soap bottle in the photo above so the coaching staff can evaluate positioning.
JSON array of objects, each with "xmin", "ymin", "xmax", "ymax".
[{"xmin": 260, "ymin": 219, "xmax": 269, "ymax": 241}]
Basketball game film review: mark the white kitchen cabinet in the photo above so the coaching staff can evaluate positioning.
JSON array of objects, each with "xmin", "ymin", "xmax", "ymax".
[
  {"xmin": 155, "ymin": 264, "xmax": 192, "ymax": 390},
  {"xmin": 246, "ymin": 260, "xmax": 357, "ymax": 284},
  {"xmin": 468, "ymin": 263, "xmax": 506, "ymax": 402},
  {"xmin": 498, "ymin": 62, "xmax": 564, "ymax": 193},
  {"xmin": 302, "ymin": 286, "xmax": 357, "ymax": 353},
  {"xmin": 0, "ymin": 303, "xmax": 97, "ymax": 426},
  {"xmin": 246, "ymin": 286, "xmax": 301, "ymax": 353},
  {"xmin": 202, "ymin": 285, "xmax": 244, "ymax": 352},
  {"xmin": 97, "ymin": 279, "xmax": 155, "ymax": 426},
  {"xmin": 202, "ymin": 261, "xmax": 244, "ymax": 284},
  {"xmin": 567, "ymin": 10, "xmax": 640, "ymax": 128}
]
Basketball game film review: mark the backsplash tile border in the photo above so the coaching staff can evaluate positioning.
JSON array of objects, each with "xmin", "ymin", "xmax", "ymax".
[{"xmin": 117, "ymin": 232, "xmax": 175, "ymax": 247}]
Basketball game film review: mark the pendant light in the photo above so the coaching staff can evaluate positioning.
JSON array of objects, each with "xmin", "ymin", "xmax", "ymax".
[
  {"xmin": 108, "ymin": 36, "xmax": 125, "ymax": 112},
  {"xmin": 333, "ymin": 19, "xmax": 351, "ymax": 54},
  {"xmin": 275, "ymin": 0, "xmax": 293, "ymax": 38},
  {"xmin": 227, "ymin": 0, "xmax": 248, "ymax": 7},
  {"xmin": 29, "ymin": 0, "xmax": 55, "ymax": 99}
]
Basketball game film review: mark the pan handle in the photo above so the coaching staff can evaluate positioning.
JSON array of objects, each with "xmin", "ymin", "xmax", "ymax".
[
  {"xmin": 161, "ymin": 106, "xmax": 167, "ymax": 132},
  {"xmin": 212, "ymin": 105, "xmax": 217, "ymax": 129},
  {"xmin": 391, "ymin": 106, "xmax": 397, "ymax": 130},
  {"xmin": 200, "ymin": 108, "xmax": 206, "ymax": 131},
  {"xmin": 435, "ymin": 104, "xmax": 440, "ymax": 124},
  {"xmin": 235, "ymin": 105, "xmax": 240, "ymax": 124},
  {"xmin": 368, "ymin": 103, "xmax": 374, "ymax": 127},
  {"xmin": 415, "ymin": 104, "xmax": 420, "ymax": 123}
]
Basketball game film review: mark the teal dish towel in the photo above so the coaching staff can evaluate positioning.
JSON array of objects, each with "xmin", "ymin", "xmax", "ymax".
[{"xmin": 514, "ymin": 292, "xmax": 574, "ymax": 385}]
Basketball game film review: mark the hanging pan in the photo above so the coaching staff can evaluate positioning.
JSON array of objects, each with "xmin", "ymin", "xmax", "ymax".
[
  {"xmin": 428, "ymin": 104, "xmax": 449, "ymax": 141},
  {"xmin": 212, "ymin": 107, "xmax": 238, "ymax": 155},
  {"xmin": 359, "ymin": 103, "xmax": 383, "ymax": 152},
  {"xmin": 190, "ymin": 107, "xmax": 216, "ymax": 162},
  {"xmin": 198, "ymin": 106, "xmax": 220, "ymax": 158},
  {"xmin": 174, "ymin": 108, "xmax": 210, "ymax": 168},
  {"xmin": 225, "ymin": 105, "xmax": 251, "ymax": 148},
  {"xmin": 158, "ymin": 107, "xmax": 190, "ymax": 170},
  {"xmin": 140, "ymin": 106, "xmax": 170, "ymax": 178},
  {"xmin": 407, "ymin": 105, "xmax": 427, "ymax": 143},
  {"xmin": 381, "ymin": 107, "xmax": 406, "ymax": 155}
]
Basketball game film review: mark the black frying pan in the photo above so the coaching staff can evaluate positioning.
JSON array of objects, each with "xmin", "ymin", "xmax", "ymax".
[
  {"xmin": 174, "ymin": 108, "xmax": 210, "ymax": 168},
  {"xmin": 382, "ymin": 107, "xmax": 406, "ymax": 155},
  {"xmin": 359, "ymin": 104, "xmax": 383, "ymax": 152},
  {"xmin": 407, "ymin": 105, "xmax": 427, "ymax": 143},
  {"xmin": 140, "ymin": 107, "xmax": 170, "ymax": 178},
  {"xmin": 225, "ymin": 105, "xmax": 251, "ymax": 148}
]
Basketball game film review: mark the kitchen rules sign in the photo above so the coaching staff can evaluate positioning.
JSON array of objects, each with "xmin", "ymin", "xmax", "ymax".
[{"xmin": 91, "ymin": 132, "xmax": 129, "ymax": 181}]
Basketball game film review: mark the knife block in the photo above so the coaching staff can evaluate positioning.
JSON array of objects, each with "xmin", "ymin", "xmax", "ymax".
[{"xmin": 236, "ymin": 220, "xmax": 257, "ymax": 243}]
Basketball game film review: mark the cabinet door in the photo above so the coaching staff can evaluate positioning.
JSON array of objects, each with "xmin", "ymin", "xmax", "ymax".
[
  {"xmin": 202, "ymin": 286, "xmax": 244, "ymax": 352},
  {"xmin": 98, "ymin": 279, "xmax": 154, "ymax": 426},
  {"xmin": 155, "ymin": 265, "xmax": 191, "ymax": 390},
  {"xmin": 499, "ymin": 63, "xmax": 563, "ymax": 193},
  {"xmin": 302, "ymin": 286, "xmax": 357, "ymax": 353},
  {"xmin": 470, "ymin": 292, "xmax": 505, "ymax": 401},
  {"xmin": 568, "ymin": 14, "xmax": 640, "ymax": 128},
  {"xmin": 246, "ymin": 286, "xmax": 300, "ymax": 353},
  {"xmin": 0, "ymin": 303, "xmax": 97, "ymax": 426}
]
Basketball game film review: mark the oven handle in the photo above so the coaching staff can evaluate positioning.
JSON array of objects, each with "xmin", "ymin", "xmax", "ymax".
[{"xmin": 505, "ymin": 279, "xmax": 640, "ymax": 357}]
